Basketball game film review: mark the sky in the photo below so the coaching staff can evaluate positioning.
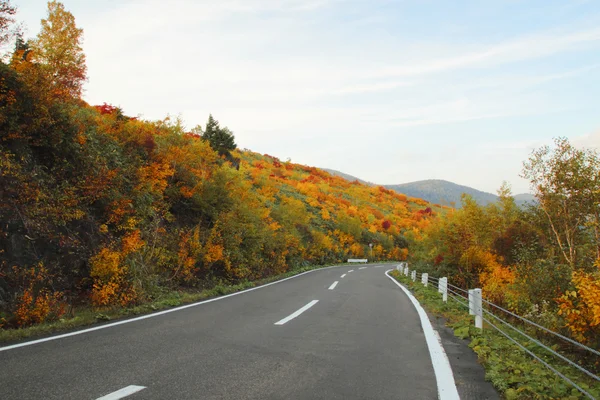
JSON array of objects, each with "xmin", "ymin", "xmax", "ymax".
[{"xmin": 12, "ymin": 0, "xmax": 600, "ymax": 194}]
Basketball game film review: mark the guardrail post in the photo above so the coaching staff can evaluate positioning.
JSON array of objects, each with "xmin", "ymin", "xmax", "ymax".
[
  {"xmin": 440, "ymin": 277, "xmax": 447, "ymax": 302},
  {"xmin": 411, "ymin": 270, "xmax": 416, "ymax": 281},
  {"xmin": 396, "ymin": 264, "xmax": 402, "ymax": 272},
  {"xmin": 404, "ymin": 266, "xmax": 409, "ymax": 276},
  {"xmin": 468, "ymin": 289, "xmax": 475, "ymax": 315},
  {"xmin": 473, "ymin": 288, "xmax": 482, "ymax": 329},
  {"xmin": 422, "ymin": 273, "xmax": 428, "ymax": 286},
  {"xmin": 438, "ymin": 278, "xmax": 443, "ymax": 293}
]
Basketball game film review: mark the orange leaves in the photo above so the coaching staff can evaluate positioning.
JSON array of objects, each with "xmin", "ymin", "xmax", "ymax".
[
  {"xmin": 107, "ymin": 198, "xmax": 133, "ymax": 226},
  {"xmin": 173, "ymin": 227, "xmax": 201, "ymax": 283},
  {"xmin": 557, "ymin": 269, "xmax": 600, "ymax": 343},
  {"xmin": 479, "ymin": 260, "xmax": 516, "ymax": 305},
  {"xmin": 13, "ymin": 265, "xmax": 65, "ymax": 327},
  {"xmin": 89, "ymin": 245, "xmax": 138, "ymax": 307},
  {"xmin": 205, "ymin": 242, "xmax": 225, "ymax": 264},
  {"xmin": 136, "ymin": 161, "xmax": 174, "ymax": 196},
  {"xmin": 179, "ymin": 186, "xmax": 194, "ymax": 198},
  {"xmin": 204, "ymin": 228, "xmax": 225, "ymax": 264},
  {"xmin": 121, "ymin": 230, "xmax": 145, "ymax": 255},
  {"xmin": 349, "ymin": 243, "xmax": 364, "ymax": 257}
]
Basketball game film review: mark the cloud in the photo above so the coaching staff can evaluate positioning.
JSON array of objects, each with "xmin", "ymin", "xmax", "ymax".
[
  {"xmin": 371, "ymin": 27, "xmax": 600, "ymax": 78},
  {"xmin": 16, "ymin": 0, "xmax": 599, "ymax": 194},
  {"xmin": 573, "ymin": 130, "xmax": 600, "ymax": 150}
]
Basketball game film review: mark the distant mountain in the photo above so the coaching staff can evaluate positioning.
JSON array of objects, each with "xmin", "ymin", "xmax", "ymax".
[
  {"xmin": 513, "ymin": 193, "xmax": 537, "ymax": 204},
  {"xmin": 322, "ymin": 168, "xmax": 373, "ymax": 186},
  {"xmin": 322, "ymin": 170, "xmax": 535, "ymax": 207},
  {"xmin": 384, "ymin": 179, "xmax": 498, "ymax": 206},
  {"xmin": 384, "ymin": 180, "xmax": 537, "ymax": 207}
]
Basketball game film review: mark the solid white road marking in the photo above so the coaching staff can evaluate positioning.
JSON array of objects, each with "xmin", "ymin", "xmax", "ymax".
[
  {"xmin": 341, "ymin": 274, "xmax": 346, "ymax": 278},
  {"xmin": 328, "ymin": 281, "xmax": 339, "ymax": 290},
  {"xmin": 1, "ymin": 264, "xmax": 351, "ymax": 352},
  {"xmin": 385, "ymin": 270, "xmax": 460, "ymax": 400},
  {"xmin": 274, "ymin": 300, "xmax": 319, "ymax": 325},
  {"xmin": 348, "ymin": 269, "xmax": 354, "ymax": 272},
  {"xmin": 96, "ymin": 385, "xmax": 146, "ymax": 400},
  {"xmin": 359, "ymin": 266, "xmax": 367, "ymax": 270}
]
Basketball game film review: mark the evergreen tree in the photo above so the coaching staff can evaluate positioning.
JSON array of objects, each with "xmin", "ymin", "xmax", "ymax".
[{"xmin": 202, "ymin": 114, "xmax": 237, "ymax": 156}]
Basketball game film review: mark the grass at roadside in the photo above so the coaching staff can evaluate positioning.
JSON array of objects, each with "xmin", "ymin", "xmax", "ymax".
[
  {"xmin": 389, "ymin": 270, "xmax": 600, "ymax": 400},
  {"xmin": 0, "ymin": 260, "xmax": 396, "ymax": 344}
]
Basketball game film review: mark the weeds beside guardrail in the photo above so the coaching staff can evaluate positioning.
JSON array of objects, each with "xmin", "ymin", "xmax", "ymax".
[{"xmin": 391, "ymin": 263, "xmax": 600, "ymax": 400}]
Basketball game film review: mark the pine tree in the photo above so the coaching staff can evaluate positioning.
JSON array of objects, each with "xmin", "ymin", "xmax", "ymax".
[{"xmin": 202, "ymin": 114, "xmax": 237, "ymax": 156}]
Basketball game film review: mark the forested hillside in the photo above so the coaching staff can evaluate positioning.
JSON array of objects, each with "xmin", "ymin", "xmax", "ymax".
[
  {"xmin": 409, "ymin": 144, "xmax": 600, "ymax": 350},
  {"xmin": 1, "ymin": 1, "xmax": 599, "ymax": 365},
  {"xmin": 0, "ymin": 1, "xmax": 438, "ymax": 330}
]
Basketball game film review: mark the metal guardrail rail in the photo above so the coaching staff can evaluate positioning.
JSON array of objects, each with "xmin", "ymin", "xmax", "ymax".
[{"xmin": 392, "ymin": 262, "xmax": 599, "ymax": 400}]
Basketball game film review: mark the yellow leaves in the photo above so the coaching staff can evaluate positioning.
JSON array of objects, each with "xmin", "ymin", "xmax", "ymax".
[
  {"xmin": 136, "ymin": 161, "xmax": 174, "ymax": 196},
  {"xmin": 205, "ymin": 243, "xmax": 225, "ymax": 264},
  {"xmin": 268, "ymin": 221, "xmax": 281, "ymax": 232},
  {"xmin": 89, "ymin": 248, "xmax": 122, "ymax": 281},
  {"xmin": 89, "ymin": 246, "xmax": 138, "ymax": 307},
  {"xmin": 321, "ymin": 208, "xmax": 331, "ymax": 221},
  {"xmin": 556, "ymin": 270, "xmax": 600, "ymax": 343},
  {"xmin": 307, "ymin": 197, "xmax": 320, "ymax": 208},
  {"xmin": 347, "ymin": 206, "xmax": 358, "ymax": 217},
  {"xmin": 349, "ymin": 243, "xmax": 364, "ymax": 257},
  {"xmin": 32, "ymin": 0, "xmax": 87, "ymax": 99}
]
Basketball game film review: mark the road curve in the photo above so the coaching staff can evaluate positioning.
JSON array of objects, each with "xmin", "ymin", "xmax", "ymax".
[{"xmin": 0, "ymin": 264, "xmax": 497, "ymax": 399}]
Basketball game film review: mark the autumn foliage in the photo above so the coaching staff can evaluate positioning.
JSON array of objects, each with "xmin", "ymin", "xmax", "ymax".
[{"xmin": 0, "ymin": 3, "xmax": 424, "ymax": 328}]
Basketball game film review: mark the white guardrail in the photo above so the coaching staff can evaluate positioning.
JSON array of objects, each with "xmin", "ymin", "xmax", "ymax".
[
  {"xmin": 347, "ymin": 259, "xmax": 368, "ymax": 263},
  {"xmin": 393, "ymin": 262, "xmax": 600, "ymax": 400}
]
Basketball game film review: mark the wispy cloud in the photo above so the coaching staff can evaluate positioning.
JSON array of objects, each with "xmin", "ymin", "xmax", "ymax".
[
  {"xmin": 372, "ymin": 27, "xmax": 600, "ymax": 79},
  {"xmin": 15, "ymin": 0, "xmax": 599, "ymax": 194},
  {"xmin": 573, "ymin": 130, "xmax": 600, "ymax": 149}
]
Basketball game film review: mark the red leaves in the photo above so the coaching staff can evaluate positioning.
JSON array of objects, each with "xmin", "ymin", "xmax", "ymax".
[{"xmin": 94, "ymin": 102, "xmax": 118, "ymax": 115}]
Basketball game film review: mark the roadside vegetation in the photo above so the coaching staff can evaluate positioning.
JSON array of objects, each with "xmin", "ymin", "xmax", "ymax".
[
  {"xmin": 1, "ymin": 4, "xmax": 598, "ymax": 398},
  {"xmin": 390, "ymin": 270, "xmax": 600, "ymax": 400},
  {"xmin": 0, "ymin": 1, "xmax": 425, "ymax": 335},
  {"xmin": 407, "ymin": 138, "xmax": 600, "ymax": 359}
]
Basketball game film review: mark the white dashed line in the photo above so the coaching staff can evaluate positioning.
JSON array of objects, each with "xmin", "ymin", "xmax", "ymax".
[
  {"xmin": 96, "ymin": 385, "xmax": 146, "ymax": 400},
  {"xmin": 328, "ymin": 281, "xmax": 339, "ymax": 290},
  {"xmin": 274, "ymin": 300, "xmax": 319, "ymax": 325},
  {"xmin": 341, "ymin": 274, "xmax": 346, "ymax": 278},
  {"xmin": 348, "ymin": 269, "xmax": 354, "ymax": 272},
  {"xmin": 359, "ymin": 267, "xmax": 367, "ymax": 270},
  {"xmin": 1, "ymin": 265, "xmax": 347, "ymax": 352}
]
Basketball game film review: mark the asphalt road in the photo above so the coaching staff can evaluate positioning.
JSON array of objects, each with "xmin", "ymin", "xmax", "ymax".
[{"xmin": 0, "ymin": 264, "xmax": 499, "ymax": 400}]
